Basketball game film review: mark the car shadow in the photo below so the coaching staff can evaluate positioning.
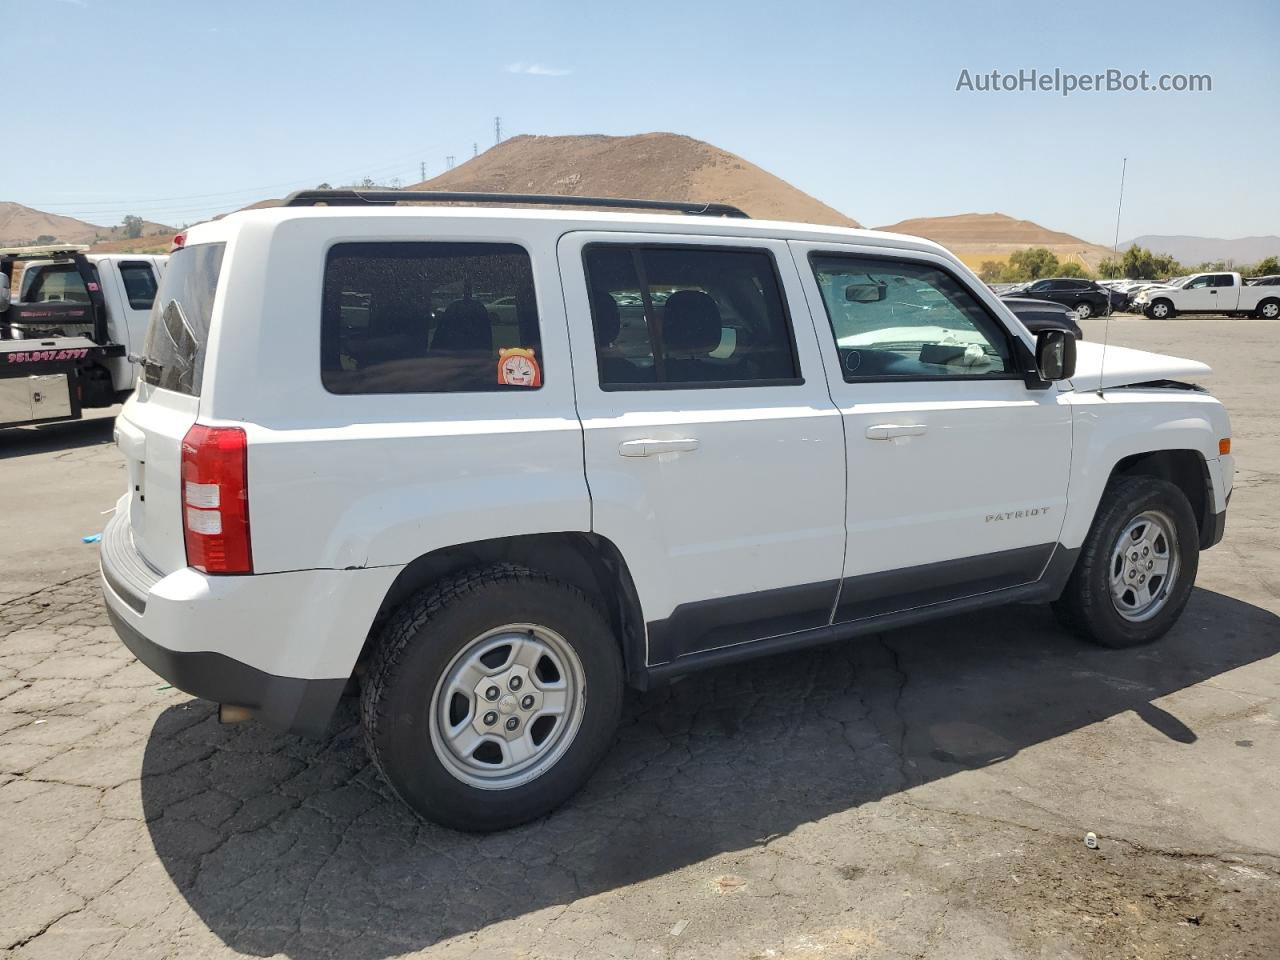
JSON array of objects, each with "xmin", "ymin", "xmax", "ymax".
[
  {"xmin": 140, "ymin": 587, "xmax": 1279, "ymax": 959},
  {"xmin": 0, "ymin": 411, "xmax": 115, "ymax": 459}
]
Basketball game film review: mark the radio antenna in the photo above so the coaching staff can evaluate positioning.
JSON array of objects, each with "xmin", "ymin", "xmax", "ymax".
[{"xmin": 1098, "ymin": 157, "xmax": 1126, "ymax": 396}]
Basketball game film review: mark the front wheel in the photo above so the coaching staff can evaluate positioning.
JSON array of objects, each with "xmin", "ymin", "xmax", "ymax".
[
  {"xmin": 1052, "ymin": 476, "xmax": 1199, "ymax": 648},
  {"xmin": 1147, "ymin": 299, "xmax": 1174, "ymax": 320},
  {"xmin": 361, "ymin": 564, "xmax": 623, "ymax": 831}
]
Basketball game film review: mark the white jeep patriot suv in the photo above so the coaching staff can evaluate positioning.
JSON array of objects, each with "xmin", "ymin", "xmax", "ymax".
[{"xmin": 101, "ymin": 190, "xmax": 1233, "ymax": 832}]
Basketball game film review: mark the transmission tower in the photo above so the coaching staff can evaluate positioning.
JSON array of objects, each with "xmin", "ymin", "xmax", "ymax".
[
  {"xmin": 495, "ymin": 116, "xmax": 503, "ymax": 145},
  {"xmin": 445, "ymin": 156, "xmax": 455, "ymax": 170}
]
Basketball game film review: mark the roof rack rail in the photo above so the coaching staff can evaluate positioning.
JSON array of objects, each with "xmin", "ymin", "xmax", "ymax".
[{"xmin": 281, "ymin": 189, "xmax": 750, "ymax": 219}]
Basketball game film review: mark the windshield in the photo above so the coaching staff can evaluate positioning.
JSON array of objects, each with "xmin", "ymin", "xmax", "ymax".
[{"xmin": 141, "ymin": 243, "xmax": 225, "ymax": 395}]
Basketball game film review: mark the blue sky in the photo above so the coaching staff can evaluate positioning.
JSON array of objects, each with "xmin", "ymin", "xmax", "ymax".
[{"xmin": 4, "ymin": 0, "xmax": 1276, "ymax": 242}]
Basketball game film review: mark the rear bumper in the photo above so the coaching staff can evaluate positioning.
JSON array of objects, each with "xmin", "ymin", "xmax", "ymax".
[
  {"xmin": 99, "ymin": 507, "xmax": 401, "ymax": 737},
  {"xmin": 105, "ymin": 603, "xmax": 345, "ymax": 736}
]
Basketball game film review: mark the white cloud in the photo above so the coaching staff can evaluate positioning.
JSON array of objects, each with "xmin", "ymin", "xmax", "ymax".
[{"xmin": 505, "ymin": 61, "xmax": 571, "ymax": 77}]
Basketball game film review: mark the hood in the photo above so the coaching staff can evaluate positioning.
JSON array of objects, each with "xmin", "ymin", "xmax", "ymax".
[{"xmin": 1069, "ymin": 340, "xmax": 1211, "ymax": 391}]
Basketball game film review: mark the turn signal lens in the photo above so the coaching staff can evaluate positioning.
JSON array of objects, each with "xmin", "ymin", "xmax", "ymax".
[{"xmin": 1219, "ymin": 438, "xmax": 1231, "ymax": 455}]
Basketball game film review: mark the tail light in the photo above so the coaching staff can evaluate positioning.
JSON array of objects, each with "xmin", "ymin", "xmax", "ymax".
[
  {"xmin": 181, "ymin": 425, "xmax": 252, "ymax": 574},
  {"xmin": 171, "ymin": 231, "xmax": 187, "ymax": 252}
]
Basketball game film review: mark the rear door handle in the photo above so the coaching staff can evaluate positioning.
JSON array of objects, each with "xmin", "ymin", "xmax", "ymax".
[
  {"xmin": 618, "ymin": 438, "xmax": 700, "ymax": 457},
  {"xmin": 865, "ymin": 424, "xmax": 928, "ymax": 441}
]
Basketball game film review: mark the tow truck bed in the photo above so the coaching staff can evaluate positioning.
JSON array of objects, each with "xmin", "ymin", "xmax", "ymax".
[{"xmin": 0, "ymin": 336, "xmax": 125, "ymax": 427}]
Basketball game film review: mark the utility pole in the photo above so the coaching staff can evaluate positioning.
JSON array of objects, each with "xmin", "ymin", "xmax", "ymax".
[
  {"xmin": 446, "ymin": 155, "xmax": 455, "ymax": 170},
  {"xmin": 494, "ymin": 116, "xmax": 502, "ymax": 145}
]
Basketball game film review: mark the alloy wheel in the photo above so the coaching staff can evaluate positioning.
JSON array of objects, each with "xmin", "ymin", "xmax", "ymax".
[
  {"xmin": 1109, "ymin": 510, "xmax": 1179, "ymax": 622},
  {"xmin": 429, "ymin": 623, "xmax": 585, "ymax": 789}
]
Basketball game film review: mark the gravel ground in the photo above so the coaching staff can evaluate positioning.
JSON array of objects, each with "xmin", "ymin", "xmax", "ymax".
[{"xmin": 0, "ymin": 317, "xmax": 1277, "ymax": 959}]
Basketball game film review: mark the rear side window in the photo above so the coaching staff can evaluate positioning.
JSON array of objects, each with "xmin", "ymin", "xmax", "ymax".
[
  {"xmin": 321, "ymin": 242, "xmax": 542, "ymax": 394},
  {"xmin": 118, "ymin": 261, "xmax": 158, "ymax": 310},
  {"xmin": 142, "ymin": 243, "xmax": 225, "ymax": 395},
  {"xmin": 583, "ymin": 244, "xmax": 800, "ymax": 389}
]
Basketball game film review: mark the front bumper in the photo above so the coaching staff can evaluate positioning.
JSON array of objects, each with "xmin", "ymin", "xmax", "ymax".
[{"xmin": 99, "ymin": 506, "xmax": 401, "ymax": 736}]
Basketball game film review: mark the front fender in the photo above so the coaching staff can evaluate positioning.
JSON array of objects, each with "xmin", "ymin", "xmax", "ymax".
[{"xmin": 1061, "ymin": 389, "xmax": 1230, "ymax": 549}]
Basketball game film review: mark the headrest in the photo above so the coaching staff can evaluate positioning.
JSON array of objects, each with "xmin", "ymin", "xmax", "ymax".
[
  {"xmin": 432, "ymin": 299, "xmax": 493, "ymax": 352},
  {"xmin": 592, "ymin": 291, "xmax": 621, "ymax": 347},
  {"xmin": 663, "ymin": 289, "xmax": 721, "ymax": 355}
]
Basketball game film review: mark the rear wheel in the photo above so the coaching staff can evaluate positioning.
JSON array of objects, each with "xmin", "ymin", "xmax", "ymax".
[
  {"xmin": 1073, "ymin": 301, "xmax": 1094, "ymax": 320},
  {"xmin": 1257, "ymin": 298, "xmax": 1279, "ymax": 320},
  {"xmin": 362, "ymin": 564, "xmax": 623, "ymax": 831},
  {"xmin": 1053, "ymin": 476, "xmax": 1199, "ymax": 648}
]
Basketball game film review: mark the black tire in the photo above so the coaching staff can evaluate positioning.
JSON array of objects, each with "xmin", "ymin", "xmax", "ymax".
[
  {"xmin": 361, "ymin": 563, "xmax": 623, "ymax": 832},
  {"xmin": 1147, "ymin": 298, "xmax": 1175, "ymax": 320},
  {"xmin": 1052, "ymin": 476, "xmax": 1199, "ymax": 648},
  {"xmin": 1073, "ymin": 301, "xmax": 1094, "ymax": 320},
  {"xmin": 1257, "ymin": 298, "xmax": 1280, "ymax": 320}
]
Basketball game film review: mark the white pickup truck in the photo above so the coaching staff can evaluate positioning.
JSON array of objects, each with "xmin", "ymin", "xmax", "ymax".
[
  {"xmin": 0, "ymin": 245, "xmax": 167, "ymax": 428},
  {"xmin": 1132, "ymin": 271, "xmax": 1280, "ymax": 320}
]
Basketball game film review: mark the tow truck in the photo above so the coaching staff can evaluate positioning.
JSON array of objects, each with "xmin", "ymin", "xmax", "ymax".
[{"xmin": 1, "ymin": 245, "xmax": 166, "ymax": 428}]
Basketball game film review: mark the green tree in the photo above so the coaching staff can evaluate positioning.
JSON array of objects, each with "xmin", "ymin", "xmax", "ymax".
[
  {"xmin": 1097, "ymin": 257, "xmax": 1122, "ymax": 278},
  {"xmin": 978, "ymin": 260, "xmax": 1008, "ymax": 283},
  {"xmin": 1007, "ymin": 247, "xmax": 1060, "ymax": 280},
  {"xmin": 1056, "ymin": 261, "xmax": 1089, "ymax": 278},
  {"xmin": 121, "ymin": 215, "xmax": 144, "ymax": 239},
  {"xmin": 35, "ymin": 234, "xmax": 55, "ymax": 244},
  {"xmin": 1248, "ymin": 255, "xmax": 1280, "ymax": 276},
  {"xmin": 1118, "ymin": 245, "xmax": 1182, "ymax": 279}
]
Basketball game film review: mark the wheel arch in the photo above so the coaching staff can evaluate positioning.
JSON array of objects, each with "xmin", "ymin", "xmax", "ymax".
[
  {"xmin": 359, "ymin": 532, "xmax": 648, "ymax": 688},
  {"xmin": 1109, "ymin": 448, "xmax": 1214, "ymax": 548}
]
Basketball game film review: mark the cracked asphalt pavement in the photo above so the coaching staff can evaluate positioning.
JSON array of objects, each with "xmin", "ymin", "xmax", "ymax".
[{"xmin": 1, "ymin": 319, "xmax": 1278, "ymax": 959}]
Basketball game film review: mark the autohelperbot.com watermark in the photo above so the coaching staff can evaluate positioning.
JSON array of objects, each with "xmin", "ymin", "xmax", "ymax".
[{"xmin": 955, "ymin": 68, "xmax": 1211, "ymax": 96}]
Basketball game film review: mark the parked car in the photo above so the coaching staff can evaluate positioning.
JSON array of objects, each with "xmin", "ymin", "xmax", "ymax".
[
  {"xmin": 1000, "ymin": 296, "xmax": 1083, "ymax": 339},
  {"xmin": 1009, "ymin": 277, "xmax": 1111, "ymax": 319},
  {"xmin": 1131, "ymin": 271, "xmax": 1280, "ymax": 319},
  {"xmin": 1, "ymin": 246, "xmax": 167, "ymax": 428},
  {"xmin": 101, "ymin": 190, "xmax": 1233, "ymax": 831},
  {"xmin": 1245, "ymin": 275, "xmax": 1280, "ymax": 286}
]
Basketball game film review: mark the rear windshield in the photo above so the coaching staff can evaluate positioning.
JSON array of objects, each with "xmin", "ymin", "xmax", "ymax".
[
  {"xmin": 20, "ymin": 263, "xmax": 92, "ymax": 304},
  {"xmin": 142, "ymin": 243, "xmax": 225, "ymax": 395}
]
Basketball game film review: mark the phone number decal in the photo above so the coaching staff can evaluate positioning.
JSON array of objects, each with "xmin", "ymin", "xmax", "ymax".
[{"xmin": 6, "ymin": 348, "xmax": 90, "ymax": 363}]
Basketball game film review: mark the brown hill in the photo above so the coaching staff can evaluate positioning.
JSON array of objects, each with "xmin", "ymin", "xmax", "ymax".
[
  {"xmin": 0, "ymin": 201, "xmax": 172, "ymax": 248},
  {"xmin": 875, "ymin": 212, "xmax": 1114, "ymax": 271},
  {"xmin": 0, "ymin": 202, "xmax": 102, "ymax": 245},
  {"xmin": 408, "ymin": 133, "xmax": 860, "ymax": 227}
]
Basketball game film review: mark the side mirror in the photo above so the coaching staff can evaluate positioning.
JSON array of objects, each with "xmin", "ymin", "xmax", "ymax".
[
  {"xmin": 1035, "ymin": 329, "xmax": 1076, "ymax": 382},
  {"xmin": 845, "ymin": 282, "xmax": 886, "ymax": 303}
]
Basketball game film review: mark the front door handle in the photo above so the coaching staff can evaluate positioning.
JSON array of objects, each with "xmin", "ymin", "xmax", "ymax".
[
  {"xmin": 865, "ymin": 424, "xmax": 928, "ymax": 441},
  {"xmin": 618, "ymin": 438, "xmax": 701, "ymax": 457}
]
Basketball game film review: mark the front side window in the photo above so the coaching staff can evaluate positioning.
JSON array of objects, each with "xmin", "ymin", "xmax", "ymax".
[
  {"xmin": 583, "ymin": 245, "xmax": 799, "ymax": 389},
  {"xmin": 1186, "ymin": 275, "xmax": 1213, "ymax": 289},
  {"xmin": 118, "ymin": 261, "xmax": 158, "ymax": 310},
  {"xmin": 322, "ymin": 242, "xmax": 542, "ymax": 394},
  {"xmin": 810, "ymin": 254, "xmax": 1015, "ymax": 381}
]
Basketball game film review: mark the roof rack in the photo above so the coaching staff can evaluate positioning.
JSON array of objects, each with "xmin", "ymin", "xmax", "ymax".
[{"xmin": 281, "ymin": 189, "xmax": 750, "ymax": 219}]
